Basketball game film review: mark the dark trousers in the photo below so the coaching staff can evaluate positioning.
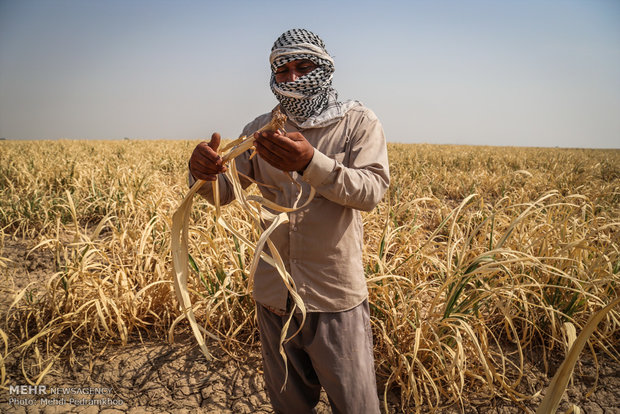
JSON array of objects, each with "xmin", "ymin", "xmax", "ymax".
[{"xmin": 256, "ymin": 299, "xmax": 381, "ymax": 414}]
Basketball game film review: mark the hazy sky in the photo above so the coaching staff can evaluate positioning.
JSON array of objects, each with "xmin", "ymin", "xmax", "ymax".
[{"xmin": 1, "ymin": 0, "xmax": 619, "ymax": 148}]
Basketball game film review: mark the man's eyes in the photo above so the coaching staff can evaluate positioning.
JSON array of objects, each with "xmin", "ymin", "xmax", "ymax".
[
  {"xmin": 275, "ymin": 63, "xmax": 316, "ymax": 76},
  {"xmin": 298, "ymin": 64, "xmax": 316, "ymax": 73}
]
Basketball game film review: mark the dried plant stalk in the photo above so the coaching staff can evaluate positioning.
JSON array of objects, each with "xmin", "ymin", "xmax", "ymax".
[
  {"xmin": 536, "ymin": 296, "xmax": 620, "ymax": 414},
  {"xmin": 221, "ymin": 107, "xmax": 287, "ymax": 163},
  {"xmin": 2, "ymin": 139, "xmax": 618, "ymax": 411},
  {"xmin": 171, "ymin": 106, "xmax": 311, "ymax": 386}
]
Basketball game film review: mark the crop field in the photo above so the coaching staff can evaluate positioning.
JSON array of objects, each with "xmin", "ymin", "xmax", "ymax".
[{"xmin": 0, "ymin": 140, "xmax": 619, "ymax": 413}]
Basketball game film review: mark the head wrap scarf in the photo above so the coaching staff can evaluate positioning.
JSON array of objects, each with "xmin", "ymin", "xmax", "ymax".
[{"xmin": 269, "ymin": 29, "xmax": 337, "ymax": 126}]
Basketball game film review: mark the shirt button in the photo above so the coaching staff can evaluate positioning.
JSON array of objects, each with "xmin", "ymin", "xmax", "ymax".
[
  {"xmin": 293, "ymin": 226, "xmax": 298, "ymax": 231},
  {"xmin": 292, "ymin": 259, "xmax": 297, "ymax": 264}
]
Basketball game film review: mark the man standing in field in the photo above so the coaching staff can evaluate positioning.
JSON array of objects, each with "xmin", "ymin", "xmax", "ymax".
[{"xmin": 189, "ymin": 28, "xmax": 389, "ymax": 413}]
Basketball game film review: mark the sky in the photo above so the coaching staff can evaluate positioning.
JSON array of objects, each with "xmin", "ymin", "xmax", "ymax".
[{"xmin": 0, "ymin": 0, "xmax": 619, "ymax": 148}]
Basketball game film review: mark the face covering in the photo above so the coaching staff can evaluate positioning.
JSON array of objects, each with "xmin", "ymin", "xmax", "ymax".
[{"xmin": 269, "ymin": 29, "xmax": 337, "ymax": 125}]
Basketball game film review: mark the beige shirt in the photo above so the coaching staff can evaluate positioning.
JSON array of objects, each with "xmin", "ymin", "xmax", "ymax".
[{"xmin": 191, "ymin": 104, "xmax": 390, "ymax": 313}]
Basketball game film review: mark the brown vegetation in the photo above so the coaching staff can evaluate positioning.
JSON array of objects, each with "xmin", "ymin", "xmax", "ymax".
[{"xmin": 0, "ymin": 140, "xmax": 618, "ymax": 412}]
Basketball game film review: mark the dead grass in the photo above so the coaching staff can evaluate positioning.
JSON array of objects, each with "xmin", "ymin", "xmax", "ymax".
[{"xmin": 1, "ymin": 140, "xmax": 618, "ymax": 412}]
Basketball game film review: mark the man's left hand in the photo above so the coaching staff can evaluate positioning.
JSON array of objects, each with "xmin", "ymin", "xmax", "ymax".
[{"xmin": 254, "ymin": 130, "xmax": 314, "ymax": 172}]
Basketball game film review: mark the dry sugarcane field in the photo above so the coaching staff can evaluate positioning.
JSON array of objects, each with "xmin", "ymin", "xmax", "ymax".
[{"xmin": 0, "ymin": 139, "xmax": 619, "ymax": 414}]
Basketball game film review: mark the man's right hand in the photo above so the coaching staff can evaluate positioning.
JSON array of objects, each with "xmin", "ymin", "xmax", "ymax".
[{"xmin": 189, "ymin": 133, "xmax": 227, "ymax": 181}]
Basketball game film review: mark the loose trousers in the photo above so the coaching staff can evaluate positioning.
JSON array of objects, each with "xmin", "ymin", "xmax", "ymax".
[{"xmin": 256, "ymin": 299, "xmax": 381, "ymax": 414}]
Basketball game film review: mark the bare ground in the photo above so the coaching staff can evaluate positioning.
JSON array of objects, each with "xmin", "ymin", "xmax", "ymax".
[{"xmin": 1, "ymin": 238, "xmax": 619, "ymax": 414}]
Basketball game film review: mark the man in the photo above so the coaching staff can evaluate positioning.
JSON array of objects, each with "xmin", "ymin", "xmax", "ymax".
[{"xmin": 189, "ymin": 28, "xmax": 389, "ymax": 413}]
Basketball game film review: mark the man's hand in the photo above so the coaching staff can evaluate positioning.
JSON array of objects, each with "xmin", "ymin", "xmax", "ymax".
[
  {"xmin": 189, "ymin": 133, "xmax": 227, "ymax": 181},
  {"xmin": 254, "ymin": 130, "xmax": 314, "ymax": 172}
]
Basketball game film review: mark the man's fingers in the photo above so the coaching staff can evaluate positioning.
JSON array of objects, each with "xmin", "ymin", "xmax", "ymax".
[
  {"xmin": 189, "ymin": 139, "xmax": 227, "ymax": 180},
  {"xmin": 192, "ymin": 172, "xmax": 219, "ymax": 182},
  {"xmin": 190, "ymin": 154, "xmax": 226, "ymax": 178},
  {"xmin": 255, "ymin": 131, "xmax": 293, "ymax": 156},
  {"xmin": 204, "ymin": 148, "xmax": 223, "ymax": 164},
  {"xmin": 255, "ymin": 140, "xmax": 286, "ymax": 166},
  {"xmin": 208, "ymin": 132, "xmax": 221, "ymax": 151},
  {"xmin": 284, "ymin": 131, "xmax": 304, "ymax": 141},
  {"xmin": 252, "ymin": 129, "xmax": 313, "ymax": 172},
  {"xmin": 195, "ymin": 142, "xmax": 223, "ymax": 164}
]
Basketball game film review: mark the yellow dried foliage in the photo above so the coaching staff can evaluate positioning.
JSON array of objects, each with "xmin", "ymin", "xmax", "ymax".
[{"xmin": 1, "ymin": 139, "xmax": 618, "ymax": 412}]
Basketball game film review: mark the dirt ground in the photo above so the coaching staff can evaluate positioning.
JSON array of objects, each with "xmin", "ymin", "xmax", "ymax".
[{"xmin": 1, "ymin": 238, "xmax": 619, "ymax": 414}]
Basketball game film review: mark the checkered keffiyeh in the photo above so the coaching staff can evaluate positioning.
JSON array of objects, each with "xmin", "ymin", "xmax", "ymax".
[{"xmin": 269, "ymin": 29, "xmax": 338, "ymax": 126}]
